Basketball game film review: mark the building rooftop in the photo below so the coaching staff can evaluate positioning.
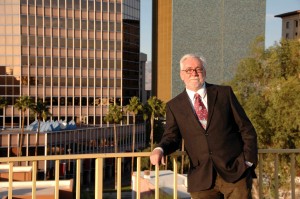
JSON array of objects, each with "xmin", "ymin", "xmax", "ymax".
[{"xmin": 275, "ymin": 10, "xmax": 300, "ymax": 18}]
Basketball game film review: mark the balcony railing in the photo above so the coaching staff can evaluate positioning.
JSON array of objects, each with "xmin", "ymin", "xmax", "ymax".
[{"xmin": 0, "ymin": 149, "xmax": 300, "ymax": 199}]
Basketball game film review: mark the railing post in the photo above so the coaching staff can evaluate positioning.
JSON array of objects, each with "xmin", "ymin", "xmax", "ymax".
[
  {"xmin": 291, "ymin": 153, "xmax": 296, "ymax": 199},
  {"xmin": 117, "ymin": 157, "xmax": 122, "ymax": 199},
  {"xmin": 136, "ymin": 157, "xmax": 141, "ymax": 199},
  {"xmin": 155, "ymin": 164, "xmax": 159, "ymax": 199},
  {"xmin": 32, "ymin": 161, "xmax": 37, "ymax": 199},
  {"xmin": 95, "ymin": 158, "xmax": 103, "ymax": 199},
  {"xmin": 173, "ymin": 157, "xmax": 178, "ymax": 199},
  {"xmin": 55, "ymin": 160, "xmax": 59, "ymax": 199},
  {"xmin": 274, "ymin": 153, "xmax": 279, "ymax": 199},
  {"xmin": 259, "ymin": 153, "xmax": 263, "ymax": 199},
  {"xmin": 76, "ymin": 159, "xmax": 81, "ymax": 199},
  {"xmin": 8, "ymin": 162, "xmax": 13, "ymax": 199}
]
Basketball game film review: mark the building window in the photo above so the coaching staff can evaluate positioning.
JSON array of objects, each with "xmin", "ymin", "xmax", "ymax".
[
  {"xmin": 60, "ymin": 97, "xmax": 65, "ymax": 106},
  {"xmin": 286, "ymin": 33, "xmax": 289, "ymax": 39},
  {"xmin": 295, "ymin": 20, "xmax": 298, "ymax": 27},
  {"xmin": 286, "ymin": 21, "xmax": 289, "ymax": 29}
]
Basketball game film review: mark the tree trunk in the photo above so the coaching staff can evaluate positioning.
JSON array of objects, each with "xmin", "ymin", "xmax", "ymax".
[
  {"xmin": 150, "ymin": 114, "xmax": 154, "ymax": 152},
  {"xmin": 114, "ymin": 124, "xmax": 118, "ymax": 190},
  {"xmin": 35, "ymin": 118, "xmax": 41, "ymax": 156},
  {"xmin": 131, "ymin": 115, "xmax": 136, "ymax": 175},
  {"xmin": 149, "ymin": 114, "xmax": 154, "ymax": 171},
  {"xmin": 18, "ymin": 111, "xmax": 25, "ymax": 157}
]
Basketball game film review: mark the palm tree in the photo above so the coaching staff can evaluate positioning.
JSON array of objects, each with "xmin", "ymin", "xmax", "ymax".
[
  {"xmin": 14, "ymin": 96, "xmax": 34, "ymax": 157},
  {"xmin": 0, "ymin": 97, "xmax": 8, "ymax": 108},
  {"xmin": 125, "ymin": 96, "xmax": 143, "ymax": 175},
  {"xmin": 104, "ymin": 104, "xmax": 123, "ymax": 190},
  {"xmin": 144, "ymin": 96, "xmax": 166, "ymax": 151},
  {"xmin": 0, "ymin": 97, "xmax": 8, "ymax": 129},
  {"xmin": 32, "ymin": 99, "xmax": 51, "ymax": 156}
]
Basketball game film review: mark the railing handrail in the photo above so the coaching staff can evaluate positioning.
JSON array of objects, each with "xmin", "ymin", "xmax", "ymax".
[
  {"xmin": 258, "ymin": 148, "xmax": 300, "ymax": 153},
  {"xmin": 0, "ymin": 152, "xmax": 152, "ymax": 162},
  {"xmin": 2, "ymin": 148, "xmax": 300, "ymax": 162},
  {"xmin": 1, "ymin": 148, "xmax": 300, "ymax": 162},
  {"xmin": 1, "ymin": 149, "xmax": 300, "ymax": 199}
]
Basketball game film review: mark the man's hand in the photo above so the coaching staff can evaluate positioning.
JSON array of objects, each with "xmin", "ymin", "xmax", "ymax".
[{"xmin": 150, "ymin": 148, "xmax": 165, "ymax": 165}]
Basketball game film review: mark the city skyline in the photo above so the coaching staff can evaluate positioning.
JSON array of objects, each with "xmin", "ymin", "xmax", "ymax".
[{"xmin": 0, "ymin": 0, "xmax": 143, "ymax": 128}]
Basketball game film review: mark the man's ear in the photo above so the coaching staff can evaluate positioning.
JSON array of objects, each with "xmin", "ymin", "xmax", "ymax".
[{"xmin": 180, "ymin": 72, "xmax": 184, "ymax": 81}]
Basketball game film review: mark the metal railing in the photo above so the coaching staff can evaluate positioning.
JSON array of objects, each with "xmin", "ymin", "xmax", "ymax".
[{"xmin": 0, "ymin": 149, "xmax": 300, "ymax": 199}]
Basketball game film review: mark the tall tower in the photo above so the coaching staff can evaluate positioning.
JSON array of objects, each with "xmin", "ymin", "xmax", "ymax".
[
  {"xmin": 152, "ymin": 0, "xmax": 266, "ymax": 102},
  {"xmin": 0, "ymin": 0, "xmax": 140, "ymax": 128}
]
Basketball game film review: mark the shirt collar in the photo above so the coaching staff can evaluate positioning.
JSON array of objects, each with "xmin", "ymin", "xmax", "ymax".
[{"xmin": 186, "ymin": 83, "xmax": 207, "ymax": 100}]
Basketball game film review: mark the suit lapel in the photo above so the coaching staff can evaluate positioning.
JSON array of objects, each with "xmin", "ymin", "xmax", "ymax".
[
  {"xmin": 206, "ymin": 83, "xmax": 217, "ymax": 129},
  {"xmin": 178, "ymin": 90, "xmax": 208, "ymax": 131},
  {"xmin": 177, "ymin": 90, "xmax": 201, "ymax": 122}
]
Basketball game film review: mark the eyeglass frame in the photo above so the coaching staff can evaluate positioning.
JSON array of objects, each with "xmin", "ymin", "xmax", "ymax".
[{"xmin": 181, "ymin": 67, "xmax": 204, "ymax": 74}]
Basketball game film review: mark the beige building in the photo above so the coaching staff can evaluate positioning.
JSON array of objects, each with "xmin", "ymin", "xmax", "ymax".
[
  {"xmin": 275, "ymin": 10, "xmax": 300, "ymax": 41},
  {"xmin": 152, "ymin": 0, "xmax": 266, "ymax": 102},
  {"xmin": 0, "ymin": 0, "xmax": 141, "ymax": 128}
]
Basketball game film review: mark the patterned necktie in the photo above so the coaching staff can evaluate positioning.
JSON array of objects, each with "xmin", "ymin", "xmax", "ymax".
[{"xmin": 194, "ymin": 93, "xmax": 208, "ymax": 129}]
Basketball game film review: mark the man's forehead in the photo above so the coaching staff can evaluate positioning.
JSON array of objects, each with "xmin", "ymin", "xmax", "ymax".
[{"xmin": 183, "ymin": 58, "xmax": 203, "ymax": 67}]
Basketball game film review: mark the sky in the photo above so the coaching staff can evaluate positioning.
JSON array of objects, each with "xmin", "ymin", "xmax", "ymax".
[
  {"xmin": 265, "ymin": 0, "xmax": 300, "ymax": 48},
  {"xmin": 140, "ymin": 0, "xmax": 300, "ymax": 61}
]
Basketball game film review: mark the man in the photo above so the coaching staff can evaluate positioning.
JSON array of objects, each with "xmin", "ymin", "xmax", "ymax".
[{"xmin": 150, "ymin": 54, "xmax": 258, "ymax": 199}]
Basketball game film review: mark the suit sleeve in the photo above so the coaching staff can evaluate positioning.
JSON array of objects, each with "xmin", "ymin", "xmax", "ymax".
[
  {"xmin": 229, "ymin": 87, "xmax": 258, "ymax": 167},
  {"xmin": 158, "ymin": 103, "xmax": 182, "ymax": 155}
]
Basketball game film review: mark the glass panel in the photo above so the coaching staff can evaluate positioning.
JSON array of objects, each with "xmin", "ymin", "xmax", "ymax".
[
  {"xmin": 37, "ymin": 37, "xmax": 43, "ymax": 46},
  {"xmin": 28, "ymin": 16, "xmax": 35, "ymax": 26},
  {"xmin": 45, "ymin": 57, "xmax": 51, "ymax": 66},
  {"xmin": 53, "ymin": 58, "xmax": 58, "ymax": 67},
  {"xmin": 75, "ymin": 78, "xmax": 80, "ymax": 86},
  {"xmin": 67, "ymin": 78, "xmax": 73, "ymax": 86},
  {"xmin": 82, "ymin": 78, "xmax": 87, "ymax": 86},
  {"xmin": 36, "ymin": 77, "xmax": 42, "ymax": 86},
  {"xmin": 53, "ymin": 77, "xmax": 58, "ymax": 86},
  {"xmin": 60, "ymin": 77, "xmax": 65, "ymax": 86},
  {"xmin": 45, "ymin": 77, "xmax": 51, "ymax": 86}
]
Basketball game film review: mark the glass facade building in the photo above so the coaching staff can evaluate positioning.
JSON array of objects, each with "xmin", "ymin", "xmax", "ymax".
[{"xmin": 0, "ymin": 0, "xmax": 140, "ymax": 128}]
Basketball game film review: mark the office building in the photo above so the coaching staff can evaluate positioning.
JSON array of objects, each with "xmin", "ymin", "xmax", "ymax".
[
  {"xmin": 275, "ymin": 10, "xmax": 300, "ymax": 41},
  {"xmin": 152, "ymin": 0, "xmax": 266, "ymax": 102},
  {"xmin": 0, "ymin": 0, "xmax": 141, "ymax": 128}
]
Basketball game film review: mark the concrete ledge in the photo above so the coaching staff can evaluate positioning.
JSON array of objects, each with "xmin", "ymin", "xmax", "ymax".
[
  {"xmin": 0, "ymin": 165, "xmax": 32, "ymax": 181},
  {"xmin": 0, "ymin": 179, "xmax": 73, "ymax": 199},
  {"xmin": 0, "ymin": 164, "xmax": 32, "ymax": 172},
  {"xmin": 132, "ymin": 170, "xmax": 190, "ymax": 199}
]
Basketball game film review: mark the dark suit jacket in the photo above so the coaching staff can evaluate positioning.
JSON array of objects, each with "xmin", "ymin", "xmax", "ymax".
[{"xmin": 158, "ymin": 83, "xmax": 258, "ymax": 192}]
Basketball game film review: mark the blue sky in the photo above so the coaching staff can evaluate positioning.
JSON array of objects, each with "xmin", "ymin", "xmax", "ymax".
[
  {"xmin": 140, "ymin": 0, "xmax": 300, "ymax": 61},
  {"xmin": 265, "ymin": 0, "xmax": 300, "ymax": 48}
]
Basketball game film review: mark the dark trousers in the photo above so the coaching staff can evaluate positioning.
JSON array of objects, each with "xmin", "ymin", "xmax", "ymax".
[{"xmin": 190, "ymin": 170, "xmax": 253, "ymax": 199}]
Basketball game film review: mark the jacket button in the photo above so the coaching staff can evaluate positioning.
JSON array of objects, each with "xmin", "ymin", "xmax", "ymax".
[
  {"xmin": 209, "ymin": 151, "xmax": 213, "ymax": 154},
  {"xmin": 205, "ymin": 133, "xmax": 208, "ymax": 136}
]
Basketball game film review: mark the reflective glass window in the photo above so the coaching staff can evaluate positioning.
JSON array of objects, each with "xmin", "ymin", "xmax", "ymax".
[
  {"xmin": 60, "ymin": 77, "xmax": 65, "ymax": 86},
  {"xmin": 36, "ymin": 77, "xmax": 43, "ymax": 86},
  {"xmin": 52, "ymin": 97, "xmax": 58, "ymax": 106},
  {"xmin": 45, "ymin": 77, "xmax": 51, "ymax": 86}
]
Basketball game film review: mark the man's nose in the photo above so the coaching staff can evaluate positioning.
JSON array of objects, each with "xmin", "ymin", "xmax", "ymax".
[{"xmin": 191, "ymin": 69, "xmax": 198, "ymax": 75}]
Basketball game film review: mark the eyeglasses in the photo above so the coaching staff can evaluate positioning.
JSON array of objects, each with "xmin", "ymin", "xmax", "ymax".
[{"xmin": 181, "ymin": 67, "xmax": 204, "ymax": 74}]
